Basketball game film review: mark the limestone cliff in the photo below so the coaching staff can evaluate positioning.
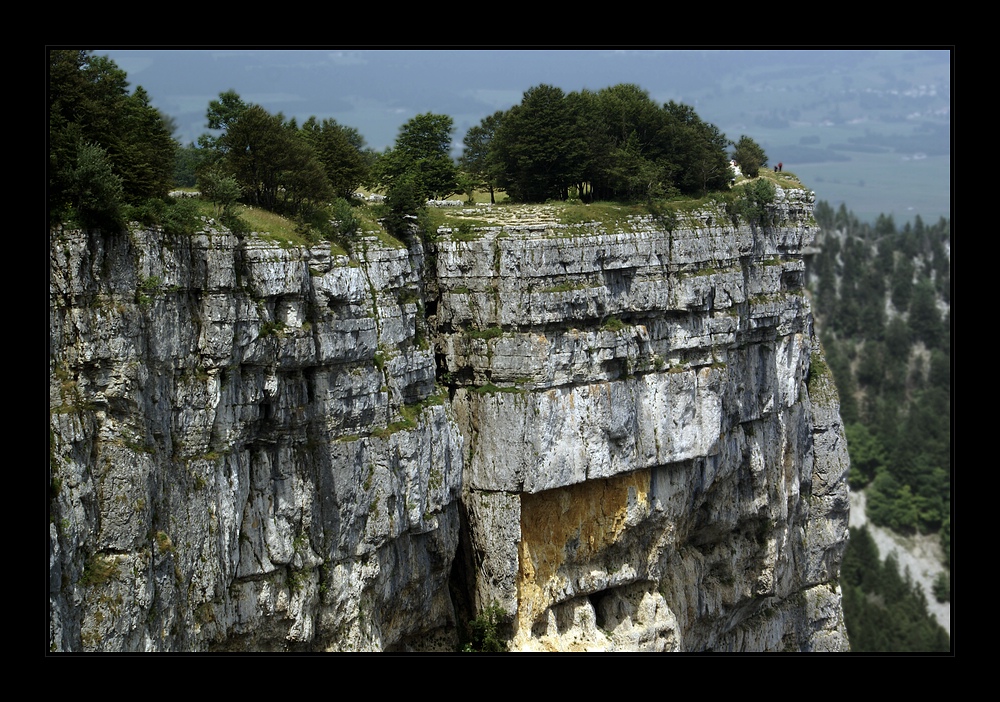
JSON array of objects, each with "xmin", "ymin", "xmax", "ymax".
[{"xmin": 48, "ymin": 187, "xmax": 850, "ymax": 652}]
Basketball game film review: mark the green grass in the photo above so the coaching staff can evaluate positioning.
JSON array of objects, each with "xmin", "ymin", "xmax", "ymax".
[
  {"xmin": 452, "ymin": 222, "xmax": 489, "ymax": 241},
  {"xmin": 371, "ymin": 419, "xmax": 416, "ymax": 438},
  {"xmin": 79, "ymin": 554, "xmax": 118, "ymax": 587},
  {"xmin": 422, "ymin": 208, "xmax": 492, "ymax": 238},
  {"xmin": 557, "ymin": 200, "xmax": 646, "ymax": 227},
  {"xmin": 422, "ymin": 193, "xmax": 766, "ymax": 235},
  {"xmin": 184, "ymin": 197, "xmax": 353, "ymax": 254},
  {"xmin": 750, "ymin": 169, "xmax": 805, "ymax": 190},
  {"xmin": 241, "ymin": 208, "xmax": 311, "ymax": 247},
  {"xmin": 602, "ymin": 316, "xmax": 626, "ymax": 332},
  {"xmin": 187, "ymin": 198, "xmax": 304, "ymax": 243},
  {"xmin": 180, "ymin": 177, "xmax": 821, "ymax": 256}
]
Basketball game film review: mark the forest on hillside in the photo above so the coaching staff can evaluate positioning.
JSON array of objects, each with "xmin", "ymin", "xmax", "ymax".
[{"xmin": 807, "ymin": 202, "xmax": 951, "ymax": 652}]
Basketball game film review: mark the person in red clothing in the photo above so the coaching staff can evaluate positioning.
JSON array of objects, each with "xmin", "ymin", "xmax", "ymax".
[{"xmin": 778, "ymin": 162, "xmax": 783, "ymax": 172}]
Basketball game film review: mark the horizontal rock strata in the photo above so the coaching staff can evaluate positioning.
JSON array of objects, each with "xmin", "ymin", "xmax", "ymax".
[{"xmin": 49, "ymin": 188, "xmax": 849, "ymax": 652}]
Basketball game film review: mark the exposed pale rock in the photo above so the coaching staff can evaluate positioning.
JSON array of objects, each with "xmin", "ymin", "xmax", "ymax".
[{"xmin": 50, "ymin": 188, "xmax": 848, "ymax": 652}]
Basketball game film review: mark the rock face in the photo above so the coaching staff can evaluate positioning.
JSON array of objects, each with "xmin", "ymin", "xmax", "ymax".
[{"xmin": 49, "ymin": 188, "xmax": 850, "ymax": 652}]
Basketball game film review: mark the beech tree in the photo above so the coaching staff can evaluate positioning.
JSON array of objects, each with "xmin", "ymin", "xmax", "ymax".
[
  {"xmin": 216, "ymin": 104, "xmax": 288, "ymax": 210},
  {"xmin": 301, "ymin": 116, "xmax": 371, "ymax": 199},
  {"xmin": 204, "ymin": 97, "xmax": 332, "ymax": 214},
  {"xmin": 371, "ymin": 113, "xmax": 458, "ymax": 201},
  {"xmin": 492, "ymin": 84, "xmax": 589, "ymax": 202},
  {"xmin": 486, "ymin": 84, "xmax": 730, "ymax": 202},
  {"xmin": 661, "ymin": 102, "xmax": 731, "ymax": 194},
  {"xmin": 586, "ymin": 85, "xmax": 667, "ymax": 200}
]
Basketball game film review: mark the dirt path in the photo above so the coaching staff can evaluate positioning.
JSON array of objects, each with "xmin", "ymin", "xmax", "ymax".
[{"xmin": 849, "ymin": 489, "xmax": 950, "ymax": 635}]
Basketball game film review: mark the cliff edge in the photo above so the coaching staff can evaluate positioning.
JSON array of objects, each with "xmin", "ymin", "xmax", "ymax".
[{"xmin": 49, "ymin": 187, "xmax": 850, "ymax": 651}]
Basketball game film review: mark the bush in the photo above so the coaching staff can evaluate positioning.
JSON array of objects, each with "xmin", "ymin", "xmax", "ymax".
[
  {"xmin": 198, "ymin": 168, "xmax": 242, "ymax": 218},
  {"xmin": 123, "ymin": 197, "xmax": 167, "ymax": 227},
  {"xmin": 331, "ymin": 197, "xmax": 361, "ymax": 240},
  {"xmin": 380, "ymin": 175, "xmax": 425, "ymax": 237},
  {"xmin": 294, "ymin": 202, "xmax": 336, "ymax": 243},
  {"xmin": 739, "ymin": 178, "xmax": 776, "ymax": 227},
  {"xmin": 647, "ymin": 202, "xmax": 679, "ymax": 232},
  {"xmin": 220, "ymin": 210, "xmax": 250, "ymax": 235},
  {"xmin": 463, "ymin": 603, "xmax": 508, "ymax": 652},
  {"xmin": 161, "ymin": 198, "xmax": 201, "ymax": 236}
]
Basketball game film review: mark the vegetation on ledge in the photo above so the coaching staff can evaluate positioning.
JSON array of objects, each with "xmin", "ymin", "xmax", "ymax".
[{"xmin": 50, "ymin": 50, "xmax": 807, "ymax": 249}]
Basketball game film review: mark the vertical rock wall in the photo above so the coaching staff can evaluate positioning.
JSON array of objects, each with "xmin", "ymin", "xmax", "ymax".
[
  {"xmin": 434, "ymin": 189, "xmax": 849, "ymax": 651},
  {"xmin": 49, "ymin": 187, "xmax": 850, "ymax": 652},
  {"xmin": 49, "ymin": 227, "xmax": 462, "ymax": 651}
]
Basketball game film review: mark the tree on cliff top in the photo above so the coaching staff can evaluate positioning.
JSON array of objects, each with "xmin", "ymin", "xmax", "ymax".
[
  {"xmin": 491, "ymin": 84, "xmax": 589, "ymax": 202},
  {"xmin": 370, "ymin": 113, "xmax": 458, "ymax": 201},
  {"xmin": 49, "ymin": 50, "xmax": 177, "ymax": 228},
  {"xmin": 200, "ymin": 95, "xmax": 333, "ymax": 215},
  {"xmin": 460, "ymin": 110, "xmax": 505, "ymax": 204},
  {"xmin": 301, "ymin": 116, "xmax": 372, "ymax": 200},
  {"xmin": 732, "ymin": 135, "xmax": 768, "ymax": 179}
]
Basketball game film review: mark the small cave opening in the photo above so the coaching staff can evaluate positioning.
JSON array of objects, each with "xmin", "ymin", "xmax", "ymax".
[
  {"xmin": 781, "ymin": 269, "xmax": 804, "ymax": 291},
  {"xmin": 588, "ymin": 588, "xmax": 615, "ymax": 631}
]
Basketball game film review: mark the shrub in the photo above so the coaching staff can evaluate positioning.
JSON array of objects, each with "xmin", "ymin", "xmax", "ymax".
[
  {"xmin": 739, "ymin": 178, "xmax": 776, "ymax": 227},
  {"xmin": 294, "ymin": 202, "xmax": 336, "ymax": 243},
  {"xmin": 647, "ymin": 202, "xmax": 679, "ymax": 232},
  {"xmin": 198, "ymin": 168, "xmax": 242, "ymax": 218},
  {"xmin": 331, "ymin": 197, "xmax": 361, "ymax": 240},
  {"xmin": 123, "ymin": 197, "xmax": 167, "ymax": 227},
  {"xmin": 380, "ymin": 175, "xmax": 425, "ymax": 237},
  {"xmin": 79, "ymin": 554, "xmax": 118, "ymax": 587},
  {"xmin": 463, "ymin": 603, "xmax": 508, "ymax": 652},
  {"xmin": 220, "ymin": 210, "xmax": 250, "ymax": 235},
  {"xmin": 258, "ymin": 320, "xmax": 285, "ymax": 339},
  {"xmin": 161, "ymin": 198, "xmax": 201, "ymax": 236},
  {"xmin": 452, "ymin": 221, "xmax": 480, "ymax": 242},
  {"xmin": 466, "ymin": 326, "xmax": 503, "ymax": 341},
  {"xmin": 602, "ymin": 316, "xmax": 626, "ymax": 332}
]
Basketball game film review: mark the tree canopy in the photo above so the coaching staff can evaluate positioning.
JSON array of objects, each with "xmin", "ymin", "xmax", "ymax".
[
  {"xmin": 469, "ymin": 83, "xmax": 734, "ymax": 204},
  {"xmin": 195, "ymin": 93, "xmax": 377, "ymax": 217},
  {"xmin": 491, "ymin": 84, "xmax": 589, "ymax": 202},
  {"xmin": 301, "ymin": 117, "xmax": 372, "ymax": 199},
  {"xmin": 51, "ymin": 59, "xmax": 772, "ymax": 233},
  {"xmin": 809, "ymin": 202, "xmax": 950, "ymax": 554},
  {"xmin": 840, "ymin": 526, "xmax": 949, "ymax": 652},
  {"xmin": 460, "ymin": 110, "xmax": 505, "ymax": 204},
  {"xmin": 370, "ymin": 113, "xmax": 458, "ymax": 201},
  {"xmin": 49, "ymin": 50, "xmax": 177, "ymax": 228}
]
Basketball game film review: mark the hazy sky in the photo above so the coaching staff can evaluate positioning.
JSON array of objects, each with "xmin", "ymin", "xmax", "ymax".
[
  {"xmin": 97, "ymin": 49, "xmax": 920, "ymax": 150},
  {"xmin": 94, "ymin": 48, "xmax": 951, "ymax": 223},
  {"xmin": 100, "ymin": 48, "xmax": 786, "ymax": 149}
]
